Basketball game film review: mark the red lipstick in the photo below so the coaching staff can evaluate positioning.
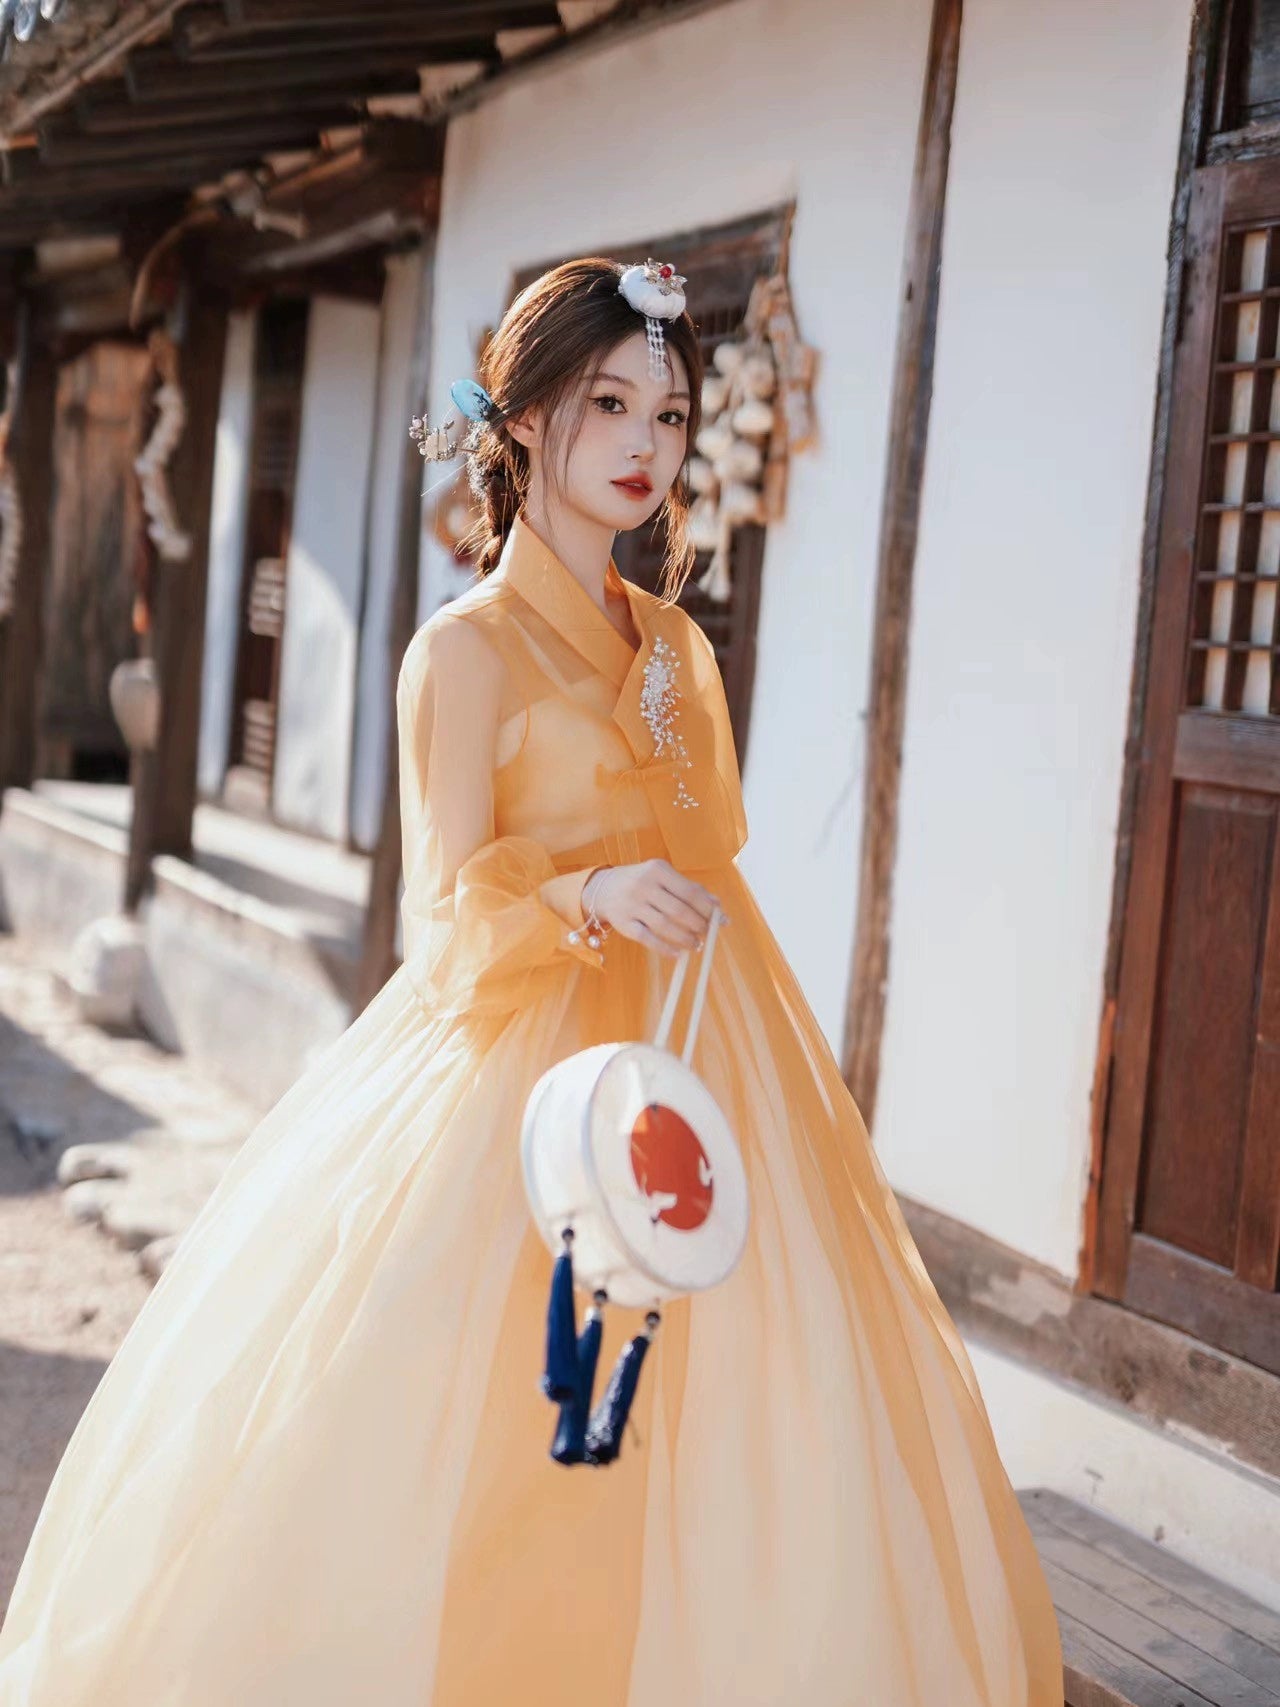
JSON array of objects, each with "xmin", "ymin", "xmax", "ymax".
[{"xmin": 612, "ymin": 474, "xmax": 653, "ymax": 500}]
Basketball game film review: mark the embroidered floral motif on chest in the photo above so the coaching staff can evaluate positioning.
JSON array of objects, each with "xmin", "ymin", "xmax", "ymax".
[{"xmin": 639, "ymin": 636, "xmax": 699, "ymax": 809}]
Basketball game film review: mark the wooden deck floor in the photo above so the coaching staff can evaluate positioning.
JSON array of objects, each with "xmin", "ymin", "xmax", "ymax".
[{"xmin": 1019, "ymin": 1488, "xmax": 1280, "ymax": 1707}]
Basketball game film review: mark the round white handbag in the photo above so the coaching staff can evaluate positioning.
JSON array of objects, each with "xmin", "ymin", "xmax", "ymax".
[{"xmin": 520, "ymin": 903, "xmax": 748, "ymax": 1465}]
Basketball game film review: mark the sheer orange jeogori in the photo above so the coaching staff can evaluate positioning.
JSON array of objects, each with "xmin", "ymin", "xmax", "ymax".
[{"xmin": 0, "ymin": 511, "xmax": 1064, "ymax": 1706}]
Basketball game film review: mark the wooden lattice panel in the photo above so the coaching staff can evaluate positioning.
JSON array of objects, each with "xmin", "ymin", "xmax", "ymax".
[{"xmin": 1191, "ymin": 222, "xmax": 1280, "ymax": 715}]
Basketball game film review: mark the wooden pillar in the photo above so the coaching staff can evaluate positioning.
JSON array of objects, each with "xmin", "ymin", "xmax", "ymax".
[
  {"xmin": 0, "ymin": 302, "xmax": 57, "ymax": 793},
  {"xmin": 125, "ymin": 285, "xmax": 227, "ymax": 909},
  {"xmin": 356, "ymin": 235, "xmax": 435, "ymax": 1011},
  {"xmin": 841, "ymin": 0, "xmax": 963, "ymax": 1125}
]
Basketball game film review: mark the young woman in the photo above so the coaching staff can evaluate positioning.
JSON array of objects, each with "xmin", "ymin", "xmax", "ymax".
[{"xmin": 0, "ymin": 258, "xmax": 1063, "ymax": 1705}]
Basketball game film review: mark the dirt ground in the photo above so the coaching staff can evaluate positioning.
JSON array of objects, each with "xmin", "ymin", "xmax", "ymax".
[{"xmin": 0, "ymin": 932, "xmax": 251, "ymax": 1618}]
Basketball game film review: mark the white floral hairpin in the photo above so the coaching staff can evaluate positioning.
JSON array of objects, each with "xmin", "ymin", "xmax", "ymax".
[
  {"xmin": 618, "ymin": 259, "xmax": 688, "ymax": 381},
  {"xmin": 410, "ymin": 378, "xmax": 496, "ymax": 463}
]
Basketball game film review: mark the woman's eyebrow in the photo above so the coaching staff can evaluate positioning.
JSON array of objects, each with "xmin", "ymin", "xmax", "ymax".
[{"xmin": 594, "ymin": 370, "xmax": 692, "ymax": 400}]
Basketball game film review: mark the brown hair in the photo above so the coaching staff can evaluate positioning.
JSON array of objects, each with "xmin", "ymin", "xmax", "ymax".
[{"xmin": 459, "ymin": 257, "xmax": 703, "ymax": 601}]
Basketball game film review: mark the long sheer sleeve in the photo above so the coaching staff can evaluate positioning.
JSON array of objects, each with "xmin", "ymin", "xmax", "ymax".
[{"xmin": 396, "ymin": 611, "xmax": 606, "ymax": 1020}]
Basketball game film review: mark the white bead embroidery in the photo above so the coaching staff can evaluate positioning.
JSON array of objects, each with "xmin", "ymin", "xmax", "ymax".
[{"xmin": 639, "ymin": 635, "xmax": 698, "ymax": 809}]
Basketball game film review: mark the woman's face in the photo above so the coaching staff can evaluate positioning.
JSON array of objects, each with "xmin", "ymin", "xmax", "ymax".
[{"xmin": 524, "ymin": 329, "xmax": 692, "ymax": 533}]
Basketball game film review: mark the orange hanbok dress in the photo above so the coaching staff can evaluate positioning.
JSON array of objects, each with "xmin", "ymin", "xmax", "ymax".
[{"xmin": 0, "ymin": 511, "xmax": 1063, "ymax": 1706}]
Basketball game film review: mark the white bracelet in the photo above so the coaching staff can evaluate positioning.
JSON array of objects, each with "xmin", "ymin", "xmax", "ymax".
[
  {"xmin": 571, "ymin": 866, "xmax": 612, "ymax": 951},
  {"xmin": 582, "ymin": 866, "xmax": 608, "ymax": 915}
]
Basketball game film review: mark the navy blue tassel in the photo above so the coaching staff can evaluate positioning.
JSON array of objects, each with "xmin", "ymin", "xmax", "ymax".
[
  {"xmin": 541, "ymin": 1228, "xmax": 579, "ymax": 1403},
  {"xmin": 550, "ymin": 1290, "xmax": 607, "ymax": 1466},
  {"xmin": 585, "ymin": 1310, "xmax": 659, "ymax": 1465}
]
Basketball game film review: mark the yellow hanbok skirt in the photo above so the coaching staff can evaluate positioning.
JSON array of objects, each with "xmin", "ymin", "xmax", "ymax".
[{"xmin": 0, "ymin": 515, "xmax": 1063, "ymax": 1704}]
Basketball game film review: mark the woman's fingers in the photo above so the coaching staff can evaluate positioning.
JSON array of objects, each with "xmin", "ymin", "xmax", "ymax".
[
  {"xmin": 648, "ymin": 888, "xmax": 711, "ymax": 940},
  {"xmin": 659, "ymin": 867, "xmax": 720, "ymax": 923},
  {"xmin": 632, "ymin": 919, "xmax": 681, "ymax": 958},
  {"xmin": 639, "ymin": 902, "xmax": 701, "ymax": 951}
]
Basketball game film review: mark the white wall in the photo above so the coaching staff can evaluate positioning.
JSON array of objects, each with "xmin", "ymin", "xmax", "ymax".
[
  {"xmin": 873, "ymin": 0, "xmax": 1192, "ymax": 1274},
  {"xmin": 423, "ymin": 0, "xmax": 934, "ymax": 1040},
  {"xmin": 198, "ymin": 309, "xmax": 256, "ymax": 798},
  {"xmin": 350, "ymin": 251, "xmax": 424, "ymax": 851},
  {"xmin": 274, "ymin": 296, "xmax": 382, "ymax": 842}
]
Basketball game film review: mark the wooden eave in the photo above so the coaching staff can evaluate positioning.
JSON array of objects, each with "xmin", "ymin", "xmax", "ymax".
[{"xmin": 0, "ymin": 0, "xmax": 734, "ymax": 318}]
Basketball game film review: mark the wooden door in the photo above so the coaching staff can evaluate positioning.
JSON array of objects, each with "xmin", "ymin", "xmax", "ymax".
[
  {"xmin": 225, "ymin": 298, "xmax": 307, "ymax": 808},
  {"xmin": 39, "ymin": 341, "xmax": 150, "ymax": 780},
  {"xmin": 1096, "ymin": 159, "xmax": 1280, "ymax": 1374}
]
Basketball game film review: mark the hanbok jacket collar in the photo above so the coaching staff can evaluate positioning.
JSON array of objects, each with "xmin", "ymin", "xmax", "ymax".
[
  {"xmin": 497, "ymin": 510, "xmax": 640, "ymax": 691},
  {"xmin": 496, "ymin": 510, "xmax": 679, "ymax": 772},
  {"xmin": 494, "ymin": 512, "xmax": 749, "ymax": 873}
]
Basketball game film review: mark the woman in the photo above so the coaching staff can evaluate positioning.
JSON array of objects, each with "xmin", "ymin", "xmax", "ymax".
[{"xmin": 0, "ymin": 258, "xmax": 1063, "ymax": 1705}]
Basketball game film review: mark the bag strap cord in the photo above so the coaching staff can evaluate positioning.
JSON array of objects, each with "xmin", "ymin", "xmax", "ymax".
[{"xmin": 652, "ymin": 902, "xmax": 725, "ymax": 1064}]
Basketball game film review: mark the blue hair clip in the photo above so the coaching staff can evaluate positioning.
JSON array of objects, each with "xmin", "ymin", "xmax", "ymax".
[
  {"xmin": 450, "ymin": 378, "xmax": 495, "ymax": 423},
  {"xmin": 410, "ymin": 378, "xmax": 497, "ymax": 462}
]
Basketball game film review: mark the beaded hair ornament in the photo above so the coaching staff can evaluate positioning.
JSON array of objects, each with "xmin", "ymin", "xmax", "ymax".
[{"xmin": 409, "ymin": 258, "xmax": 689, "ymax": 464}]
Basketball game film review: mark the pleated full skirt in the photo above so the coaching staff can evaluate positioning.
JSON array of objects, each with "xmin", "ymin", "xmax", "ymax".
[{"xmin": 0, "ymin": 862, "xmax": 1064, "ymax": 1706}]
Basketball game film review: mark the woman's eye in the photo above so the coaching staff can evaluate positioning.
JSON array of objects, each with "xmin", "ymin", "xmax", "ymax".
[{"xmin": 591, "ymin": 395, "xmax": 686, "ymax": 427}]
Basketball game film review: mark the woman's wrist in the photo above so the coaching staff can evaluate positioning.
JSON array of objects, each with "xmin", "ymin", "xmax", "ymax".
[{"xmin": 581, "ymin": 864, "xmax": 611, "ymax": 922}]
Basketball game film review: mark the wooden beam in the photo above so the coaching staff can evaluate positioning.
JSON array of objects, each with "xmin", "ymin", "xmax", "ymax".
[
  {"xmin": 37, "ymin": 114, "xmax": 340, "ymax": 169},
  {"xmin": 125, "ymin": 40, "xmax": 497, "ymax": 103},
  {"xmin": 0, "ymin": 214, "xmax": 124, "ymax": 249},
  {"xmin": 174, "ymin": 5, "xmax": 559, "ymax": 60},
  {"xmin": 219, "ymin": 249, "xmax": 388, "ymax": 305},
  {"xmin": 74, "ymin": 81, "xmax": 376, "ymax": 135},
  {"xmin": 126, "ymin": 289, "xmax": 228, "ymax": 908},
  {"xmin": 0, "ymin": 301, "xmax": 57, "ymax": 793},
  {"xmin": 900, "ymin": 1193, "xmax": 1280, "ymax": 1485},
  {"xmin": 0, "ymin": 1, "xmax": 185, "ymax": 144},
  {"xmin": 155, "ymin": 290, "xmax": 227, "ymax": 856},
  {"xmin": 243, "ymin": 208, "xmax": 422, "ymax": 274},
  {"xmin": 30, "ymin": 262, "xmax": 136, "ymax": 340},
  {"xmin": 0, "ymin": 150, "xmax": 285, "ymax": 205},
  {"xmin": 222, "ymin": 0, "xmax": 554, "ymax": 27},
  {"xmin": 841, "ymin": 0, "xmax": 962, "ymax": 1125},
  {"xmin": 357, "ymin": 236, "xmax": 434, "ymax": 1011}
]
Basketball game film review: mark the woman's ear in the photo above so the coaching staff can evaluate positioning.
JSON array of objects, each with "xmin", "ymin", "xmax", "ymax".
[{"xmin": 504, "ymin": 405, "xmax": 540, "ymax": 451}]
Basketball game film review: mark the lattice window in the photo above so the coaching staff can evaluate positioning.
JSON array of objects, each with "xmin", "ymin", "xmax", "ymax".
[
  {"xmin": 1188, "ymin": 223, "xmax": 1280, "ymax": 715},
  {"xmin": 1213, "ymin": 0, "xmax": 1280, "ymax": 135}
]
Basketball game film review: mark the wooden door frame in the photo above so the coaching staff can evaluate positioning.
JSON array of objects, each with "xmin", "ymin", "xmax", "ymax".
[
  {"xmin": 1094, "ymin": 161, "xmax": 1228, "ymax": 1299},
  {"xmin": 1093, "ymin": 160, "xmax": 1280, "ymax": 1363},
  {"xmin": 1081, "ymin": 0, "xmax": 1230, "ymax": 1293}
]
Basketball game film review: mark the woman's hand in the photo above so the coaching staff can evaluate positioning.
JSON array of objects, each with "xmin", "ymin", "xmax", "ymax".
[{"xmin": 583, "ymin": 860, "xmax": 724, "ymax": 957}]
